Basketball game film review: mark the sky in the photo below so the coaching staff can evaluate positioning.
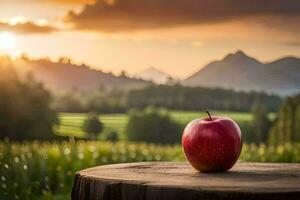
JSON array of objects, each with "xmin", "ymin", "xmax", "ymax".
[{"xmin": 0, "ymin": 0, "xmax": 299, "ymax": 78}]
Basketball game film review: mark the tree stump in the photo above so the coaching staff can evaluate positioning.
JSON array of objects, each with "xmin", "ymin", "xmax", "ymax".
[{"xmin": 72, "ymin": 162, "xmax": 300, "ymax": 200}]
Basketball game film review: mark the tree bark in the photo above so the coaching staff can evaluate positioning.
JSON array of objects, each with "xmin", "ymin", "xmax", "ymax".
[{"xmin": 72, "ymin": 162, "xmax": 300, "ymax": 200}]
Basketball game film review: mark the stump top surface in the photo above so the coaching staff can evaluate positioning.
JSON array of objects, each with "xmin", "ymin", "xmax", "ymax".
[{"xmin": 77, "ymin": 162, "xmax": 300, "ymax": 193}]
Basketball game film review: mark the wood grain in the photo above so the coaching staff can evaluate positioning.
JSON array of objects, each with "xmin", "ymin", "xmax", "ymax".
[{"xmin": 72, "ymin": 162, "xmax": 300, "ymax": 200}]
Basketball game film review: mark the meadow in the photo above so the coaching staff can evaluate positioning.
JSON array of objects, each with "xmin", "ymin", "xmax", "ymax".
[
  {"xmin": 1, "ymin": 141, "xmax": 300, "ymax": 200},
  {"xmin": 57, "ymin": 111, "xmax": 254, "ymax": 138},
  {"xmin": 1, "ymin": 110, "xmax": 281, "ymax": 199}
]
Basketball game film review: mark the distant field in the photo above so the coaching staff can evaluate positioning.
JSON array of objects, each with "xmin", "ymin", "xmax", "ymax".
[
  {"xmin": 56, "ymin": 111, "xmax": 253, "ymax": 138},
  {"xmin": 57, "ymin": 113, "xmax": 127, "ymax": 138}
]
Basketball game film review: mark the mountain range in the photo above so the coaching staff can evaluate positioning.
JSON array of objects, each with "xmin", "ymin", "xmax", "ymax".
[
  {"xmin": 1, "ymin": 50, "xmax": 299, "ymax": 95},
  {"xmin": 0, "ymin": 56, "xmax": 147, "ymax": 92},
  {"xmin": 183, "ymin": 51, "xmax": 300, "ymax": 95}
]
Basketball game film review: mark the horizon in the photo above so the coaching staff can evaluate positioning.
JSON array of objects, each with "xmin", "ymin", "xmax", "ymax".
[
  {"xmin": 0, "ymin": 0, "xmax": 300, "ymax": 78},
  {"xmin": 1, "ymin": 49, "xmax": 299, "ymax": 80}
]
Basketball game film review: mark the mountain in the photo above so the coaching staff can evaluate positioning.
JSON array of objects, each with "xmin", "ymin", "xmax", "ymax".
[
  {"xmin": 0, "ymin": 56, "xmax": 148, "ymax": 92},
  {"xmin": 135, "ymin": 67, "xmax": 171, "ymax": 84},
  {"xmin": 183, "ymin": 50, "xmax": 300, "ymax": 95}
]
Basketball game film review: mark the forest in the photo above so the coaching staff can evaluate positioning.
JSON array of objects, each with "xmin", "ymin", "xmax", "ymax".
[{"xmin": 52, "ymin": 84, "xmax": 282, "ymax": 113}]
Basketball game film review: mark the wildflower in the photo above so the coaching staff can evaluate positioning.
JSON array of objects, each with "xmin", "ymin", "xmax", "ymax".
[
  {"xmin": 92, "ymin": 152, "xmax": 99, "ymax": 158},
  {"xmin": 64, "ymin": 148, "xmax": 71, "ymax": 155},
  {"xmin": 14, "ymin": 157, "xmax": 20, "ymax": 163},
  {"xmin": 78, "ymin": 153, "xmax": 84, "ymax": 160}
]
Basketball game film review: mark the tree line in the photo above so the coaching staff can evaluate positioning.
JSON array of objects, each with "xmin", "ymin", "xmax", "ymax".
[{"xmin": 52, "ymin": 84, "xmax": 282, "ymax": 113}]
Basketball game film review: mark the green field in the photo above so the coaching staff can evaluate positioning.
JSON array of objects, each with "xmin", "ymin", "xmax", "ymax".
[
  {"xmin": 57, "ymin": 113, "xmax": 127, "ymax": 138},
  {"xmin": 56, "ymin": 111, "xmax": 253, "ymax": 138}
]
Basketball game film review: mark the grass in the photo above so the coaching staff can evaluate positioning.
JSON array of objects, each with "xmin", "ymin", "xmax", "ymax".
[
  {"xmin": 56, "ymin": 111, "xmax": 253, "ymax": 138},
  {"xmin": 1, "ymin": 141, "xmax": 300, "ymax": 200},
  {"xmin": 0, "ymin": 141, "xmax": 183, "ymax": 200}
]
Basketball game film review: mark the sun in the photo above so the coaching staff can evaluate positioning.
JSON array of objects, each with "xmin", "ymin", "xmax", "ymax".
[{"xmin": 0, "ymin": 32, "xmax": 16, "ymax": 50}]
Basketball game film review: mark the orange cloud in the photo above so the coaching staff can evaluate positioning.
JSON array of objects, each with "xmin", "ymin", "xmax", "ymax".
[
  {"xmin": 0, "ymin": 21, "xmax": 58, "ymax": 34},
  {"xmin": 64, "ymin": 0, "xmax": 300, "ymax": 32},
  {"xmin": 45, "ymin": 0, "xmax": 96, "ymax": 4}
]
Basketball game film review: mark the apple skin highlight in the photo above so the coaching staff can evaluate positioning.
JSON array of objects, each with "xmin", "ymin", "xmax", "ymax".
[{"xmin": 182, "ymin": 115, "xmax": 242, "ymax": 172}]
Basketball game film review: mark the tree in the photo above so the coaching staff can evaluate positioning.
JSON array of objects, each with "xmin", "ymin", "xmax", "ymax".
[
  {"xmin": 268, "ymin": 95, "xmax": 300, "ymax": 145},
  {"xmin": 125, "ymin": 107, "xmax": 182, "ymax": 144},
  {"xmin": 82, "ymin": 113, "xmax": 104, "ymax": 139},
  {"xmin": 251, "ymin": 103, "xmax": 272, "ymax": 144},
  {"xmin": 119, "ymin": 70, "xmax": 128, "ymax": 78},
  {"xmin": 104, "ymin": 131, "xmax": 119, "ymax": 142},
  {"xmin": 0, "ymin": 63, "xmax": 58, "ymax": 140},
  {"xmin": 58, "ymin": 56, "xmax": 71, "ymax": 64},
  {"xmin": 52, "ymin": 92, "xmax": 86, "ymax": 113},
  {"xmin": 237, "ymin": 121, "xmax": 254, "ymax": 144}
]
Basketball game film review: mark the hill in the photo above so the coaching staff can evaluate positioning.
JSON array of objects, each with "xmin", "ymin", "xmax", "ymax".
[
  {"xmin": 0, "ymin": 55, "xmax": 148, "ymax": 91},
  {"xmin": 183, "ymin": 51, "xmax": 300, "ymax": 95}
]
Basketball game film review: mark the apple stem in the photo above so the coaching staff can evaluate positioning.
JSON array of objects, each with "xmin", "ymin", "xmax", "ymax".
[{"xmin": 206, "ymin": 110, "xmax": 212, "ymax": 121}]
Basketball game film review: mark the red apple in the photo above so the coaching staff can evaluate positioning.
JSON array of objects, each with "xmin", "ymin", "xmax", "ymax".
[{"xmin": 182, "ymin": 111, "xmax": 242, "ymax": 172}]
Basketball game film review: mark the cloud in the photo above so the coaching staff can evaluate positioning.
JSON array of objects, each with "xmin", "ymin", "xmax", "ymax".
[
  {"xmin": 0, "ymin": 21, "xmax": 58, "ymax": 34},
  {"xmin": 64, "ymin": 0, "xmax": 300, "ymax": 32},
  {"xmin": 44, "ymin": 0, "xmax": 96, "ymax": 5},
  {"xmin": 284, "ymin": 40, "xmax": 300, "ymax": 47}
]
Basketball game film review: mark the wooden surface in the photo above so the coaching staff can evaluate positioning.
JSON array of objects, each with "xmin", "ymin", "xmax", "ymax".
[{"xmin": 72, "ymin": 162, "xmax": 300, "ymax": 200}]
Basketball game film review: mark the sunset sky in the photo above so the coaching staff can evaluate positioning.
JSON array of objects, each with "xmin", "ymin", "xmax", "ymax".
[{"xmin": 0, "ymin": 0, "xmax": 299, "ymax": 78}]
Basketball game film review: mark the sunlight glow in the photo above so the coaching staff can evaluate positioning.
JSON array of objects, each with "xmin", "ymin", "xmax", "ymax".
[
  {"xmin": 36, "ymin": 19, "xmax": 48, "ymax": 26},
  {"xmin": 0, "ymin": 32, "xmax": 16, "ymax": 50},
  {"xmin": 9, "ymin": 16, "xmax": 27, "ymax": 25}
]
